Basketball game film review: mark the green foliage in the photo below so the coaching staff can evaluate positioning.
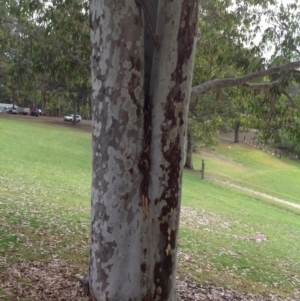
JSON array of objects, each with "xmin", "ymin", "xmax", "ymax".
[
  {"xmin": 189, "ymin": 0, "xmax": 273, "ymax": 150},
  {"xmin": 189, "ymin": 0, "xmax": 300, "ymax": 160},
  {"xmin": 261, "ymin": 1, "xmax": 300, "ymax": 61},
  {"xmin": 1, "ymin": 0, "xmax": 91, "ymax": 115}
]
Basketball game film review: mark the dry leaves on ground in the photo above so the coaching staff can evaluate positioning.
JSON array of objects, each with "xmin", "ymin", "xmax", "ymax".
[
  {"xmin": 1, "ymin": 259, "xmax": 297, "ymax": 301},
  {"xmin": 177, "ymin": 278, "xmax": 297, "ymax": 301}
]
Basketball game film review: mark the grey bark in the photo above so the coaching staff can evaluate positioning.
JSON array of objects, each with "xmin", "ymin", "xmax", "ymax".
[
  {"xmin": 89, "ymin": 1, "xmax": 199, "ymax": 300},
  {"xmin": 89, "ymin": 1, "xmax": 145, "ymax": 300}
]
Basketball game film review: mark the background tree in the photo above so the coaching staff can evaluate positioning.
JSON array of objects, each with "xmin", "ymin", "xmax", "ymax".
[
  {"xmin": 186, "ymin": 0, "xmax": 300, "ymax": 169},
  {"xmin": 184, "ymin": 0, "xmax": 268, "ymax": 168},
  {"xmin": 88, "ymin": 0, "xmax": 300, "ymax": 300},
  {"xmin": 2, "ymin": 0, "xmax": 90, "ymax": 117}
]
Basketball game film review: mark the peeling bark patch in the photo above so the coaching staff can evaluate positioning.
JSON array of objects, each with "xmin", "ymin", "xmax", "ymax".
[
  {"xmin": 143, "ymin": 290, "xmax": 154, "ymax": 301},
  {"xmin": 171, "ymin": 0, "xmax": 198, "ymax": 84},
  {"xmin": 140, "ymin": 262, "xmax": 147, "ymax": 273},
  {"xmin": 128, "ymin": 56, "xmax": 142, "ymax": 119},
  {"xmin": 153, "ymin": 259, "xmax": 173, "ymax": 301},
  {"xmin": 138, "ymin": 95, "xmax": 152, "ymax": 219}
]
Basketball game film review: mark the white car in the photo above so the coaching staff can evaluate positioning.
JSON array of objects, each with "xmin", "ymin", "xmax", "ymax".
[
  {"xmin": 6, "ymin": 107, "xmax": 18, "ymax": 114},
  {"xmin": 63, "ymin": 114, "xmax": 81, "ymax": 122}
]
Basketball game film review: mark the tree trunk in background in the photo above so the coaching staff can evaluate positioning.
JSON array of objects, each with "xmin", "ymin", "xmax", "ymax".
[
  {"xmin": 85, "ymin": 96, "xmax": 90, "ymax": 120},
  {"xmin": 89, "ymin": 1, "xmax": 199, "ymax": 300},
  {"xmin": 73, "ymin": 98, "xmax": 76, "ymax": 124},
  {"xmin": 184, "ymin": 128, "xmax": 194, "ymax": 170},
  {"xmin": 12, "ymin": 90, "xmax": 15, "ymax": 107},
  {"xmin": 234, "ymin": 121, "xmax": 240, "ymax": 143}
]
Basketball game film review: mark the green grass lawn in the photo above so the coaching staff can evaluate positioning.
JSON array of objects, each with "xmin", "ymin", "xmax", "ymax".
[
  {"xmin": 192, "ymin": 142, "xmax": 300, "ymax": 204},
  {"xmin": 1, "ymin": 116, "xmax": 300, "ymax": 299},
  {"xmin": 181, "ymin": 171, "xmax": 300, "ymax": 297},
  {"xmin": 0, "ymin": 118, "xmax": 91, "ymax": 266}
]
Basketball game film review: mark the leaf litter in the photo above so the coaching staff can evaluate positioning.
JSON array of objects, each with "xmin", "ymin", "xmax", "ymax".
[
  {"xmin": 181, "ymin": 207, "xmax": 268, "ymax": 242},
  {"xmin": 1, "ymin": 259, "xmax": 297, "ymax": 300},
  {"xmin": 0, "ymin": 176, "xmax": 298, "ymax": 300}
]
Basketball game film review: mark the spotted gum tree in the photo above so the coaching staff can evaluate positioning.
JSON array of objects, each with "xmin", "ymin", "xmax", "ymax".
[{"xmin": 89, "ymin": 1, "xmax": 199, "ymax": 300}]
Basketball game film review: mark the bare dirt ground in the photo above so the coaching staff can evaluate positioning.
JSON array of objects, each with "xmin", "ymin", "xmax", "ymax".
[
  {"xmin": 1, "ymin": 114, "xmax": 296, "ymax": 300},
  {"xmin": 218, "ymin": 129, "xmax": 258, "ymax": 144},
  {"xmin": 0, "ymin": 113, "xmax": 93, "ymax": 133},
  {"xmin": 215, "ymin": 131, "xmax": 300, "ymax": 209}
]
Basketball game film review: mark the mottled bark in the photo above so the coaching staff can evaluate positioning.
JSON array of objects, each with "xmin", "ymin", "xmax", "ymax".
[
  {"xmin": 89, "ymin": 1, "xmax": 145, "ymax": 300},
  {"xmin": 184, "ymin": 129, "xmax": 194, "ymax": 170},
  {"xmin": 89, "ymin": 1, "xmax": 199, "ymax": 300}
]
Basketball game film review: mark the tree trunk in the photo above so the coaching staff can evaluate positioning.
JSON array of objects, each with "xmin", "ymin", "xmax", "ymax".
[
  {"xmin": 86, "ymin": 96, "xmax": 90, "ymax": 120},
  {"xmin": 89, "ymin": 1, "xmax": 199, "ymax": 300},
  {"xmin": 184, "ymin": 129, "xmax": 194, "ymax": 170},
  {"xmin": 234, "ymin": 121, "xmax": 240, "ymax": 143},
  {"xmin": 89, "ymin": 2, "xmax": 145, "ymax": 300},
  {"xmin": 73, "ymin": 98, "xmax": 76, "ymax": 124},
  {"xmin": 148, "ymin": 2, "xmax": 199, "ymax": 299},
  {"xmin": 12, "ymin": 89, "xmax": 15, "ymax": 107}
]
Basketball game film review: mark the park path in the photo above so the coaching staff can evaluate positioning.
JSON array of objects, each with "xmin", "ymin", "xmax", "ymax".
[{"xmin": 210, "ymin": 177, "xmax": 300, "ymax": 210}]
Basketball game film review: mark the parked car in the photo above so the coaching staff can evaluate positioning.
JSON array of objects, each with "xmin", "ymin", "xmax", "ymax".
[
  {"xmin": 30, "ymin": 110, "xmax": 39, "ymax": 117},
  {"xmin": 63, "ymin": 114, "xmax": 81, "ymax": 122},
  {"xmin": 36, "ymin": 109, "xmax": 44, "ymax": 116},
  {"xmin": 6, "ymin": 107, "xmax": 18, "ymax": 114}
]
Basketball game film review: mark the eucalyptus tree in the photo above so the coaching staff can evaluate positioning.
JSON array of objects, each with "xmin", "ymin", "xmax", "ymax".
[
  {"xmin": 39, "ymin": 0, "xmax": 90, "ymax": 118},
  {"xmin": 185, "ymin": 0, "xmax": 300, "ymax": 169},
  {"xmin": 184, "ymin": 0, "xmax": 267, "ymax": 168},
  {"xmin": 261, "ymin": 1, "xmax": 300, "ymax": 61},
  {"xmin": 88, "ymin": 0, "xmax": 300, "ymax": 300},
  {"xmin": 5, "ymin": 1, "xmax": 300, "ymax": 300},
  {"xmin": 0, "ymin": 0, "xmax": 21, "ymax": 103},
  {"xmin": 88, "ymin": 1, "xmax": 199, "ymax": 300},
  {"xmin": 3, "ymin": 0, "xmax": 90, "ymax": 116}
]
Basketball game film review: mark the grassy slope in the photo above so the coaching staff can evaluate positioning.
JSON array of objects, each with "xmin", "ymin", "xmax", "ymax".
[
  {"xmin": 1, "ymin": 116, "xmax": 300, "ymax": 298},
  {"xmin": 192, "ymin": 142, "xmax": 300, "ymax": 204},
  {"xmin": 181, "ymin": 172, "xmax": 300, "ymax": 296},
  {"xmin": 0, "ymin": 118, "xmax": 91, "ymax": 265}
]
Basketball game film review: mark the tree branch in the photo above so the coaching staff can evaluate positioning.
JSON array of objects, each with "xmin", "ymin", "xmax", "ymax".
[
  {"xmin": 191, "ymin": 61, "xmax": 300, "ymax": 97},
  {"xmin": 279, "ymin": 87, "xmax": 300, "ymax": 110},
  {"xmin": 241, "ymin": 71, "xmax": 291, "ymax": 90},
  {"xmin": 66, "ymin": 52, "xmax": 90, "ymax": 66}
]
